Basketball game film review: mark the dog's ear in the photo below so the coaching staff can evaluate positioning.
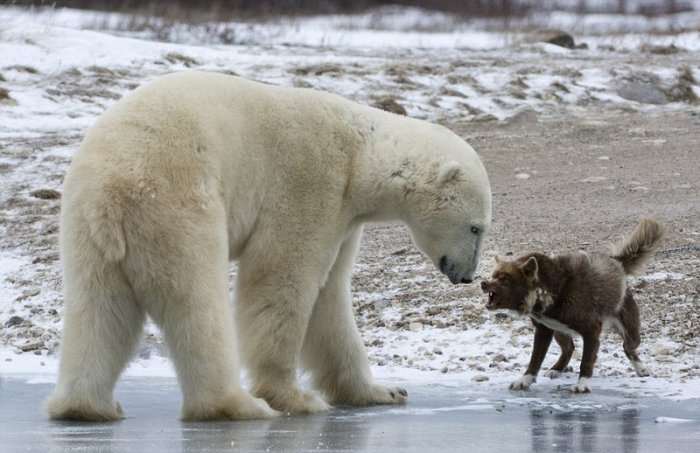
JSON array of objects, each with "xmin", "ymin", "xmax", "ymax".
[{"xmin": 521, "ymin": 257, "xmax": 538, "ymax": 281}]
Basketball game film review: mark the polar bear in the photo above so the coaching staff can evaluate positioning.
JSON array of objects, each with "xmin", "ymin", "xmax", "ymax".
[{"xmin": 46, "ymin": 71, "xmax": 491, "ymax": 421}]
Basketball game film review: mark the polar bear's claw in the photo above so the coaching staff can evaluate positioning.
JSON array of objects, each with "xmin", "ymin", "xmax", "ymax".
[{"xmin": 373, "ymin": 385, "xmax": 408, "ymax": 405}]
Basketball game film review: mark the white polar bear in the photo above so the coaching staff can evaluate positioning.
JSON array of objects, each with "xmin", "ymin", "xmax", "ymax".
[{"xmin": 46, "ymin": 71, "xmax": 491, "ymax": 421}]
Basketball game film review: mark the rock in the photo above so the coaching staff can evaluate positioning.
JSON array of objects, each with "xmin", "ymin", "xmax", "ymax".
[
  {"xmin": 18, "ymin": 341, "xmax": 43, "ymax": 352},
  {"xmin": 641, "ymin": 43, "xmax": 681, "ymax": 55},
  {"xmin": 23, "ymin": 288, "xmax": 41, "ymax": 298},
  {"xmin": 524, "ymin": 29, "xmax": 576, "ymax": 49},
  {"xmin": 408, "ymin": 321, "xmax": 423, "ymax": 332},
  {"xmin": 515, "ymin": 173, "xmax": 530, "ymax": 180},
  {"xmin": 650, "ymin": 345, "xmax": 670, "ymax": 356},
  {"xmin": 471, "ymin": 374, "xmax": 489, "ymax": 382},
  {"xmin": 492, "ymin": 354, "xmax": 508, "ymax": 363},
  {"xmin": 473, "ymin": 113, "xmax": 498, "ymax": 122},
  {"xmin": 373, "ymin": 299, "xmax": 390, "ymax": 310},
  {"xmin": 373, "ymin": 98, "xmax": 407, "ymax": 116},
  {"xmin": 5, "ymin": 316, "xmax": 24, "ymax": 328},
  {"xmin": 618, "ymin": 82, "xmax": 668, "ymax": 105},
  {"xmin": 30, "ymin": 189, "xmax": 61, "ymax": 200},
  {"xmin": 427, "ymin": 307, "xmax": 441, "ymax": 316}
]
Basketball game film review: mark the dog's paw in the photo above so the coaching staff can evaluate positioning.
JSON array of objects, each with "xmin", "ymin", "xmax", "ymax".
[
  {"xmin": 544, "ymin": 369, "xmax": 561, "ymax": 379},
  {"xmin": 509, "ymin": 374, "xmax": 535, "ymax": 390},
  {"xmin": 570, "ymin": 377, "xmax": 592, "ymax": 393},
  {"xmin": 633, "ymin": 361, "xmax": 652, "ymax": 377}
]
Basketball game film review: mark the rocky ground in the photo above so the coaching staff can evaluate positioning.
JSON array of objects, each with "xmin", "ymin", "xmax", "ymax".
[
  {"xmin": 352, "ymin": 107, "xmax": 700, "ymax": 381},
  {"xmin": 0, "ymin": 11, "xmax": 698, "ymax": 388}
]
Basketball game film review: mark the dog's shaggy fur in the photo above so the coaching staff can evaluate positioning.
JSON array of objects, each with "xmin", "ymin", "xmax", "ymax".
[{"xmin": 481, "ymin": 218, "xmax": 665, "ymax": 393}]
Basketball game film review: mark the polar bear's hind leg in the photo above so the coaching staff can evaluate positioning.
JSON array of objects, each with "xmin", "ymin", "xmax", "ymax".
[
  {"xmin": 125, "ymin": 209, "xmax": 277, "ymax": 421},
  {"xmin": 45, "ymin": 238, "xmax": 146, "ymax": 421}
]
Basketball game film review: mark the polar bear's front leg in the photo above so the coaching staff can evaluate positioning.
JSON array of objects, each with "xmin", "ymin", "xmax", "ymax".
[{"xmin": 302, "ymin": 229, "xmax": 408, "ymax": 407}]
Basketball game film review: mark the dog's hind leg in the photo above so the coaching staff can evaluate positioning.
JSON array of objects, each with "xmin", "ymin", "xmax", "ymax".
[
  {"xmin": 544, "ymin": 332, "xmax": 574, "ymax": 379},
  {"xmin": 571, "ymin": 324, "xmax": 602, "ymax": 393},
  {"xmin": 619, "ymin": 292, "xmax": 651, "ymax": 377}
]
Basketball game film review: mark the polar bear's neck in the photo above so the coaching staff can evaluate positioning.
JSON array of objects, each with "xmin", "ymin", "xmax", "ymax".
[{"xmin": 347, "ymin": 110, "xmax": 443, "ymax": 223}]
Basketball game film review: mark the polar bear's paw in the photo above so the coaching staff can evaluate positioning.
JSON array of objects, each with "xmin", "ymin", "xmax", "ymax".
[
  {"xmin": 45, "ymin": 393, "xmax": 125, "ymax": 421},
  {"xmin": 257, "ymin": 387, "xmax": 332, "ymax": 415},
  {"xmin": 331, "ymin": 384, "xmax": 408, "ymax": 406},
  {"xmin": 361, "ymin": 384, "xmax": 408, "ymax": 405},
  {"xmin": 182, "ymin": 391, "xmax": 279, "ymax": 421}
]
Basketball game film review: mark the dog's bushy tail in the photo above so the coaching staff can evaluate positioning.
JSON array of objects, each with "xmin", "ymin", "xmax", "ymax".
[{"xmin": 610, "ymin": 218, "xmax": 666, "ymax": 275}]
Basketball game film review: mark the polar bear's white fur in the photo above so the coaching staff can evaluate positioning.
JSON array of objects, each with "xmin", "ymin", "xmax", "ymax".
[{"xmin": 46, "ymin": 71, "xmax": 491, "ymax": 421}]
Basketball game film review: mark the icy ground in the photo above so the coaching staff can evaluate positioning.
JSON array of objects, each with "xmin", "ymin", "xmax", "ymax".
[{"xmin": 0, "ymin": 5, "xmax": 699, "ymax": 402}]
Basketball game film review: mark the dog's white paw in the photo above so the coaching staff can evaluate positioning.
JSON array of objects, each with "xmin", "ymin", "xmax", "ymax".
[
  {"xmin": 570, "ymin": 377, "xmax": 592, "ymax": 393},
  {"xmin": 509, "ymin": 374, "xmax": 536, "ymax": 390},
  {"xmin": 633, "ymin": 361, "xmax": 652, "ymax": 377},
  {"xmin": 544, "ymin": 369, "xmax": 561, "ymax": 379}
]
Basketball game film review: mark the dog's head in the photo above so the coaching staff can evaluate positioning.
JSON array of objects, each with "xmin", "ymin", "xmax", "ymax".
[{"xmin": 480, "ymin": 255, "xmax": 539, "ymax": 313}]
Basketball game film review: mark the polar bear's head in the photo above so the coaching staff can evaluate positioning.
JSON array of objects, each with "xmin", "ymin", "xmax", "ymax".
[{"xmin": 392, "ymin": 142, "xmax": 491, "ymax": 285}]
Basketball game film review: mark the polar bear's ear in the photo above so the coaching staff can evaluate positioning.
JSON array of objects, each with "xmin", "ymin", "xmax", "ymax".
[{"xmin": 437, "ymin": 161, "xmax": 462, "ymax": 185}]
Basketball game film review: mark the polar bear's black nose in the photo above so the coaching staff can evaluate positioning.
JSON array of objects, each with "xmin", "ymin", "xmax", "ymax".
[{"xmin": 461, "ymin": 277, "xmax": 473, "ymax": 284}]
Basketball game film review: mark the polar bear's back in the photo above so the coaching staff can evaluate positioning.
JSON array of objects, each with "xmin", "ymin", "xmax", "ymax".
[
  {"xmin": 73, "ymin": 72, "xmax": 375, "ymax": 179},
  {"xmin": 62, "ymin": 72, "xmax": 377, "ymax": 261}
]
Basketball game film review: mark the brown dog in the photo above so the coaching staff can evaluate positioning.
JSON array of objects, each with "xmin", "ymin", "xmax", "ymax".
[{"xmin": 480, "ymin": 218, "xmax": 665, "ymax": 393}]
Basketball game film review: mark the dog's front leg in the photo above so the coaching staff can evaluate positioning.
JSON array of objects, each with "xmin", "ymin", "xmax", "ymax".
[
  {"xmin": 571, "ymin": 327, "xmax": 601, "ymax": 393},
  {"xmin": 510, "ymin": 322, "xmax": 553, "ymax": 390}
]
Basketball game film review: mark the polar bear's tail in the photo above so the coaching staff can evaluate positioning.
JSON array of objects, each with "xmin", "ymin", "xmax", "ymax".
[{"xmin": 78, "ymin": 189, "xmax": 127, "ymax": 262}]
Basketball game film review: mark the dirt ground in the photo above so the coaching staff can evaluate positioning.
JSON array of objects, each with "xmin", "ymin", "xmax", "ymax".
[
  {"xmin": 354, "ymin": 107, "xmax": 699, "ymax": 362},
  {"xmin": 1, "ymin": 25, "xmax": 698, "ymax": 379}
]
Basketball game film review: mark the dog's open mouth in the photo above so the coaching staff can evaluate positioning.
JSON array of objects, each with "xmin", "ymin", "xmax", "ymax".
[
  {"xmin": 486, "ymin": 291, "xmax": 500, "ymax": 310},
  {"xmin": 481, "ymin": 280, "xmax": 499, "ymax": 310},
  {"xmin": 486, "ymin": 291, "xmax": 499, "ymax": 310}
]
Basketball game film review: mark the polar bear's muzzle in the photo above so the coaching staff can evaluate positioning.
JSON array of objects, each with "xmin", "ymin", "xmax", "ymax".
[{"xmin": 439, "ymin": 255, "xmax": 475, "ymax": 285}]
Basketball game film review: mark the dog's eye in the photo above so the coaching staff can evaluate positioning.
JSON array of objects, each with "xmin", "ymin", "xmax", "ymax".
[{"xmin": 471, "ymin": 226, "xmax": 479, "ymax": 235}]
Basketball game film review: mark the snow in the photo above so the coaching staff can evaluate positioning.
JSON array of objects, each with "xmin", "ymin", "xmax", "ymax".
[
  {"xmin": 1, "ymin": 5, "xmax": 699, "ymax": 405},
  {"xmin": 655, "ymin": 416, "xmax": 696, "ymax": 423}
]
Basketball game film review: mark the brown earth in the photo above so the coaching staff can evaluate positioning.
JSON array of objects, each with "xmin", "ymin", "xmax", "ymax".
[{"xmin": 353, "ymin": 107, "xmax": 699, "ymax": 362}]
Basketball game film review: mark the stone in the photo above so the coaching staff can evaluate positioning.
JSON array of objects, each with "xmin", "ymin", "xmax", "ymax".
[
  {"xmin": 408, "ymin": 321, "xmax": 423, "ymax": 332},
  {"xmin": 618, "ymin": 82, "xmax": 668, "ymax": 105},
  {"xmin": 5, "ymin": 316, "xmax": 24, "ymax": 328}
]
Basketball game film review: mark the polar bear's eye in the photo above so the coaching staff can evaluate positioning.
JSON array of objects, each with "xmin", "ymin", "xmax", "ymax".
[{"xmin": 471, "ymin": 226, "xmax": 480, "ymax": 235}]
